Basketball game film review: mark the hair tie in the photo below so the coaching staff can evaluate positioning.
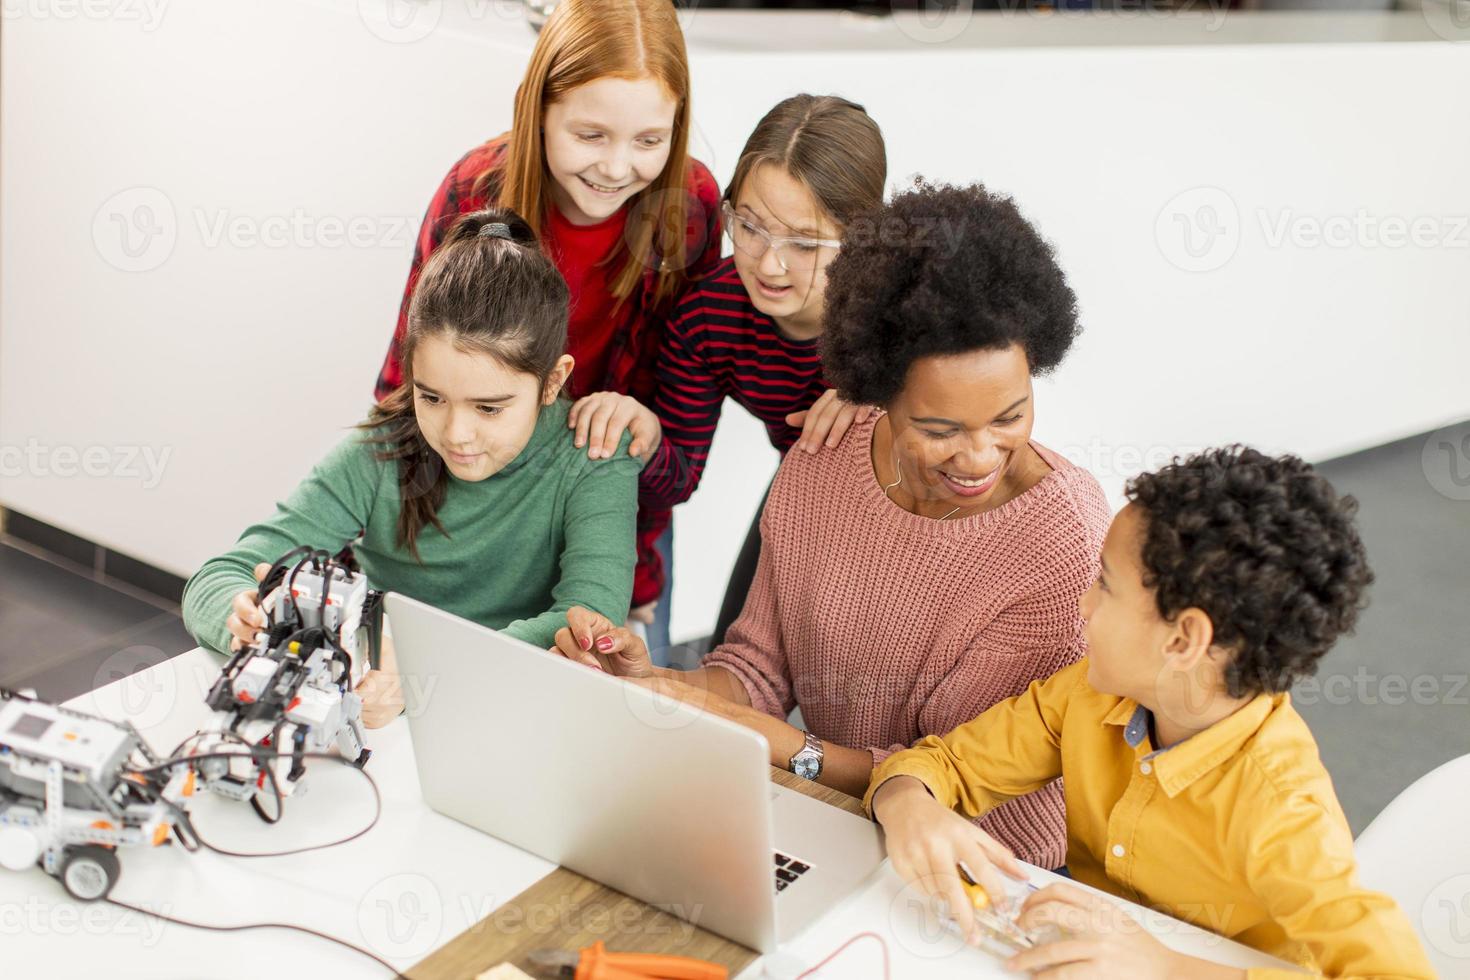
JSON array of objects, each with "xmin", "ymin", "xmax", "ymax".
[{"xmin": 478, "ymin": 222, "xmax": 512, "ymax": 241}]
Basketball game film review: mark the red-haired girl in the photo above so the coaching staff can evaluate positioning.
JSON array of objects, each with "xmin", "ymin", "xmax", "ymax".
[{"xmin": 372, "ymin": 0, "xmax": 721, "ymax": 625}]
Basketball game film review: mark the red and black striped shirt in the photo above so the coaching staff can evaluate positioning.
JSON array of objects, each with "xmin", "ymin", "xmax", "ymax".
[{"xmin": 641, "ymin": 257, "xmax": 830, "ymax": 508}]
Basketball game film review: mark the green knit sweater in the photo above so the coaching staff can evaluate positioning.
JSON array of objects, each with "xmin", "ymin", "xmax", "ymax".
[{"xmin": 182, "ymin": 399, "xmax": 640, "ymax": 654}]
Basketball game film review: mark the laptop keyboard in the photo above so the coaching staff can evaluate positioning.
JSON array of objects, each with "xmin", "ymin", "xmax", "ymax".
[{"xmin": 774, "ymin": 851, "xmax": 812, "ymax": 894}]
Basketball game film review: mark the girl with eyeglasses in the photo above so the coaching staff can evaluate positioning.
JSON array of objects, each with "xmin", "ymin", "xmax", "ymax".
[{"xmin": 565, "ymin": 94, "xmax": 887, "ymax": 655}]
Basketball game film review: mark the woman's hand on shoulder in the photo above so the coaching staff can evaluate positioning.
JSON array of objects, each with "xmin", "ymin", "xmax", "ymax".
[
  {"xmin": 568, "ymin": 392, "xmax": 662, "ymax": 462},
  {"xmin": 785, "ymin": 388, "xmax": 874, "ymax": 455},
  {"xmin": 550, "ymin": 606, "xmax": 655, "ymax": 678}
]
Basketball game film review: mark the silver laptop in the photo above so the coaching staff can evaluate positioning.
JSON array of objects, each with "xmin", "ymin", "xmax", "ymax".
[{"xmin": 383, "ymin": 592, "xmax": 886, "ymax": 952}]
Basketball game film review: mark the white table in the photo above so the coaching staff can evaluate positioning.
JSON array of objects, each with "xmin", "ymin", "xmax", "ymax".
[{"xmin": 2, "ymin": 649, "xmax": 1297, "ymax": 978}]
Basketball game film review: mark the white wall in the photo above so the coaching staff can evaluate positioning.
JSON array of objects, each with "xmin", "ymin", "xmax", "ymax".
[{"xmin": 3, "ymin": 3, "xmax": 1468, "ymax": 643}]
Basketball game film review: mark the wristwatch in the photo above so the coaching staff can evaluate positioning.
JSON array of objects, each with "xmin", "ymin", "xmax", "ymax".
[{"xmin": 788, "ymin": 731, "xmax": 824, "ymax": 781}]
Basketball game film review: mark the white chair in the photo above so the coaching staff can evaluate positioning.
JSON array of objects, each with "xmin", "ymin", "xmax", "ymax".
[{"xmin": 1354, "ymin": 753, "xmax": 1470, "ymax": 979}]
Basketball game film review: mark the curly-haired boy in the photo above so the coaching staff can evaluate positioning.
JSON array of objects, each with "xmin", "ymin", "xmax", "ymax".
[{"xmin": 866, "ymin": 447, "xmax": 1432, "ymax": 979}]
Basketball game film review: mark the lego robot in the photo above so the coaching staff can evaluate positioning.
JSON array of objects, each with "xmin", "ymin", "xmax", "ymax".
[
  {"xmin": 181, "ymin": 547, "xmax": 383, "ymax": 821},
  {"xmin": 0, "ymin": 691, "xmax": 193, "ymax": 900}
]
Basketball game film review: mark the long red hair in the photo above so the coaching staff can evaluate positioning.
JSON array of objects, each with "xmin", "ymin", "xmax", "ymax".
[{"xmin": 479, "ymin": 0, "xmax": 695, "ymax": 309}]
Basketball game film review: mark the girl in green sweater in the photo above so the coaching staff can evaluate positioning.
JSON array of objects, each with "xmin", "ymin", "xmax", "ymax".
[{"xmin": 182, "ymin": 208, "xmax": 642, "ymax": 725}]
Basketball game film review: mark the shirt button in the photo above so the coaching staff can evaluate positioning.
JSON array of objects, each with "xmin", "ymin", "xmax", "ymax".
[
  {"xmin": 1112, "ymin": 844, "xmax": 1125, "ymax": 858},
  {"xmin": 1140, "ymin": 762, "xmax": 1152, "ymax": 776}
]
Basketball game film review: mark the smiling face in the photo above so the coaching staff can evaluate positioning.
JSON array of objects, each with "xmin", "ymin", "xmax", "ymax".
[
  {"xmin": 410, "ymin": 334, "xmax": 571, "ymax": 482},
  {"xmin": 884, "ymin": 344, "xmax": 1039, "ymax": 516},
  {"xmin": 729, "ymin": 163, "xmax": 841, "ymax": 339},
  {"xmin": 541, "ymin": 75, "xmax": 678, "ymax": 227}
]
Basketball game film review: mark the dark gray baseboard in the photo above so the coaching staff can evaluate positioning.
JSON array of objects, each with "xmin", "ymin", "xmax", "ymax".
[{"xmin": 1, "ymin": 509, "xmax": 187, "ymax": 606}]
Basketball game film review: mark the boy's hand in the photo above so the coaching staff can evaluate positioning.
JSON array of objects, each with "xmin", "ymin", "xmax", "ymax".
[
  {"xmin": 871, "ymin": 775, "xmax": 1027, "ymax": 945},
  {"xmin": 1007, "ymin": 883, "xmax": 1192, "ymax": 979},
  {"xmin": 785, "ymin": 389, "xmax": 874, "ymax": 454},
  {"xmin": 568, "ymin": 391, "xmax": 662, "ymax": 461}
]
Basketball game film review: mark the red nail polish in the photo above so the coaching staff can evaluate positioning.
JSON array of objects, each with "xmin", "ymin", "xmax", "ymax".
[{"xmin": 596, "ymin": 636, "xmax": 614, "ymax": 652}]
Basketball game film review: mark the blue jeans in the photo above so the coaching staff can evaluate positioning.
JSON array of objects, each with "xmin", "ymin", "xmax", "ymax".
[{"xmin": 646, "ymin": 523, "xmax": 674, "ymax": 668}]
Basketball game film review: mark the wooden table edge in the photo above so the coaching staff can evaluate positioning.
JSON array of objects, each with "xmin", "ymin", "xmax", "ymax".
[{"xmin": 405, "ymin": 767, "xmax": 868, "ymax": 979}]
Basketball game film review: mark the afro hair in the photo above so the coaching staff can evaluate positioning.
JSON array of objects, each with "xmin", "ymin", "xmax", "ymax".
[{"xmin": 820, "ymin": 179, "xmax": 1080, "ymax": 406}]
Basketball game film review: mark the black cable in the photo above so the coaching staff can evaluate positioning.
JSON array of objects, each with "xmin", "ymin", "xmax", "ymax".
[
  {"xmin": 257, "ymin": 545, "xmax": 314, "ymax": 602},
  {"xmin": 173, "ymin": 725, "xmax": 287, "ymax": 827},
  {"xmin": 127, "ymin": 749, "xmax": 381, "ymax": 859},
  {"xmin": 249, "ymin": 721, "xmax": 288, "ymax": 825},
  {"xmin": 284, "ymin": 552, "xmax": 316, "ymax": 626},
  {"xmin": 102, "ymin": 895, "xmax": 411, "ymax": 980},
  {"xmin": 316, "ymin": 550, "xmax": 358, "ymax": 688}
]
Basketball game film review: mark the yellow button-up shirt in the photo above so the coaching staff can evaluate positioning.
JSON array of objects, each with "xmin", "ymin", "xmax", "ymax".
[{"xmin": 863, "ymin": 660, "xmax": 1432, "ymax": 979}]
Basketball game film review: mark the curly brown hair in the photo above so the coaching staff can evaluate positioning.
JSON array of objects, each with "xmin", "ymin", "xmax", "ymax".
[
  {"xmin": 820, "ymin": 179, "xmax": 1080, "ymax": 406},
  {"xmin": 1126, "ymin": 446, "xmax": 1374, "ymax": 698}
]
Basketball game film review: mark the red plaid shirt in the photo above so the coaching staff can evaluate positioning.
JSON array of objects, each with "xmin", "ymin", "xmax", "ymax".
[{"xmin": 374, "ymin": 136, "xmax": 723, "ymax": 606}]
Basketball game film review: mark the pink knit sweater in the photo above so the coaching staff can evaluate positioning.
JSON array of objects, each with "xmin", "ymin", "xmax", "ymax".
[{"xmin": 703, "ymin": 414, "xmax": 1110, "ymax": 869}]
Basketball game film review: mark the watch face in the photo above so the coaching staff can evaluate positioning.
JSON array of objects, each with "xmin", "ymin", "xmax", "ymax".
[{"xmin": 792, "ymin": 754, "xmax": 819, "ymax": 780}]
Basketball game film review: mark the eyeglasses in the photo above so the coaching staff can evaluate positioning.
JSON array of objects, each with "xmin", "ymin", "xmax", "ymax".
[{"xmin": 721, "ymin": 201, "xmax": 841, "ymax": 273}]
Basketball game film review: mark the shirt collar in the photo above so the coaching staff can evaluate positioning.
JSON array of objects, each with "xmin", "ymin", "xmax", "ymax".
[{"xmin": 1103, "ymin": 693, "xmax": 1281, "ymax": 798}]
